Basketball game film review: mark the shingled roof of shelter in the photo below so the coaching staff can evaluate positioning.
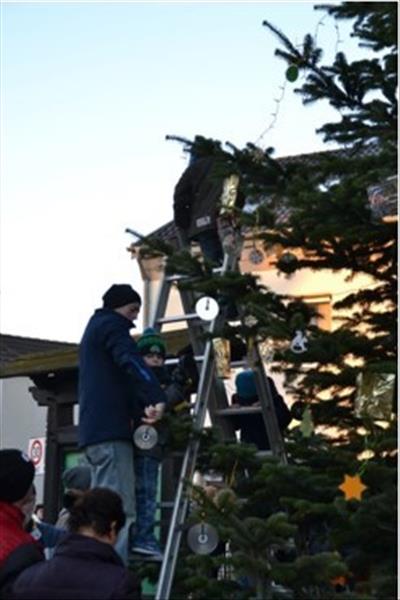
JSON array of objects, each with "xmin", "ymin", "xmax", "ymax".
[
  {"xmin": 0, "ymin": 334, "xmax": 79, "ymax": 378},
  {"xmin": 0, "ymin": 331, "xmax": 190, "ymax": 378}
]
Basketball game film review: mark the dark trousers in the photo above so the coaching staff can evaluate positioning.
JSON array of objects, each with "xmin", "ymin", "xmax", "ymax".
[
  {"xmin": 132, "ymin": 455, "xmax": 160, "ymax": 550},
  {"xmin": 193, "ymin": 229, "xmax": 224, "ymax": 264}
]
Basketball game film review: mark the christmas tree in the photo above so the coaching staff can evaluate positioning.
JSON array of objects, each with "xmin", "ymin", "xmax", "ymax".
[{"xmin": 139, "ymin": 3, "xmax": 397, "ymax": 598}]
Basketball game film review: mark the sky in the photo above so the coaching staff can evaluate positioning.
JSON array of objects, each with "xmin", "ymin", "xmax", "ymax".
[{"xmin": 1, "ymin": 1, "xmax": 362, "ymax": 343}]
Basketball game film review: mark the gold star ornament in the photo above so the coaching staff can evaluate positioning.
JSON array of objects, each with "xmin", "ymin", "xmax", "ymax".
[{"xmin": 339, "ymin": 474, "xmax": 368, "ymax": 501}]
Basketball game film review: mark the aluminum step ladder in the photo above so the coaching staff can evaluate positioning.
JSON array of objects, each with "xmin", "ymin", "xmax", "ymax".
[{"xmin": 128, "ymin": 226, "xmax": 287, "ymax": 599}]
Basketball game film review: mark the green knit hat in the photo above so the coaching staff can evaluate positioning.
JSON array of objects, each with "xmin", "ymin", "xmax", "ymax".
[{"xmin": 137, "ymin": 328, "xmax": 166, "ymax": 357}]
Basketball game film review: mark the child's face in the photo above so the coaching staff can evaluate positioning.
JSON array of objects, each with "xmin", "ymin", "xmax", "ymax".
[{"xmin": 143, "ymin": 352, "xmax": 164, "ymax": 367}]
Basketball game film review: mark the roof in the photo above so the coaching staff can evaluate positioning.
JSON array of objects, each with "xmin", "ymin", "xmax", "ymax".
[
  {"xmin": 0, "ymin": 334, "xmax": 79, "ymax": 378},
  {"xmin": 0, "ymin": 330, "xmax": 190, "ymax": 379}
]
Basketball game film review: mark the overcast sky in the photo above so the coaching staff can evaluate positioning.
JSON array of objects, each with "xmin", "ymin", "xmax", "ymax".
[{"xmin": 1, "ymin": 1, "xmax": 361, "ymax": 343}]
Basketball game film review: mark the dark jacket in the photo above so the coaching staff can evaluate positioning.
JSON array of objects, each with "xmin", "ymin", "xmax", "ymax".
[
  {"xmin": 78, "ymin": 309, "xmax": 166, "ymax": 448},
  {"xmin": 133, "ymin": 364, "xmax": 189, "ymax": 461},
  {"xmin": 10, "ymin": 533, "xmax": 141, "ymax": 600},
  {"xmin": 231, "ymin": 378, "xmax": 292, "ymax": 450},
  {"xmin": 173, "ymin": 157, "xmax": 224, "ymax": 239}
]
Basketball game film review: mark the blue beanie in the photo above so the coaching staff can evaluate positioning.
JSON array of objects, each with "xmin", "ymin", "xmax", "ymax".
[{"xmin": 235, "ymin": 370, "xmax": 257, "ymax": 399}]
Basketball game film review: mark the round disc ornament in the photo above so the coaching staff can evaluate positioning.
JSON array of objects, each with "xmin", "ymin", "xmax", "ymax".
[
  {"xmin": 187, "ymin": 522, "xmax": 219, "ymax": 555},
  {"xmin": 133, "ymin": 425, "xmax": 158, "ymax": 450},
  {"xmin": 195, "ymin": 296, "xmax": 220, "ymax": 321},
  {"xmin": 249, "ymin": 248, "xmax": 264, "ymax": 265}
]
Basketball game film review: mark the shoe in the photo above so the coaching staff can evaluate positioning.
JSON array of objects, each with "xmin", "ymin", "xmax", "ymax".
[{"xmin": 130, "ymin": 545, "xmax": 163, "ymax": 562}]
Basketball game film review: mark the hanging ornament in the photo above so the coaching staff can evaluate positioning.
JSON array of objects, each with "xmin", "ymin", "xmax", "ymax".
[
  {"xmin": 249, "ymin": 247, "xmax": 265, "ymax": 265},
  {"xmin": 259, "ymin": 340, "xmax": 275, "ymax": 363},
  {"xmin": 354, "ymin": 371, "xmax": 395, "ymax": 421},
  {"xmin": 244, "ymin": 314, "xmax": 258, "ymax": 328},
  {"xmin": 212, "ymin": 338, "xmax": 231, "ymax": 379},
  {"xmin": 367, "ymin": 176, "xmax": 397, "ymax": 223},
  {"xmin": 187, "ymin": 522, "xmax": 219, "ymax": 555},
  {"xmin": 133, "ymin": 425, "xmax": 158, "ymax": 450},
  {"xmin": 299, "ymin": 406, "xmax": 314, "ymax": 438},
  {"xmin": 338, "ymin": 474, "xmax": 368, "ymax": 501},
  {"xmin": 290, "ymin": 330, "xmax": 308, "ymax": 354},
  {"xmin": 278, "ymin": 252, "xmax": 298, "ymax": 274},
  {"xmin": 286, "ymin": 65, "xmax": 299, "ymax": 82},
  {"xmin": 195, "ymin": 296, "xmax": 220, "ymax": 321}
]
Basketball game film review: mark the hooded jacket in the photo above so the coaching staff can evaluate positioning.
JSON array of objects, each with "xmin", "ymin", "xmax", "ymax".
[
  {"xmin": 231, "ymin": 377, "xmax": 292, "ymax": 450},
  {"xmin": 10, "ymin": 533, "xmax": 141, "ymax": 599},
  {"xmin": 173, "ymin": 157, "xmax": 224, "ymax": 239},
  {"xmin": 78, "ymin": 308, "xmax": 166, "ymax": 448}
]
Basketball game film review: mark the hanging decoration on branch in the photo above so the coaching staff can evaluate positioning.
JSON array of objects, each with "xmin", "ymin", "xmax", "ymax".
[
  {"xmin": 259, "ymin": 339, "xmax": 275, "ymax": 363},
  {"xmin": 187, "ymin": 522, "xmax": 219, "ymax": 555},
  {"xmin": 290, "ymin": 330, "xmax": 308, "ymax": 354},
  {"xmin": 299, "ymin": 406, "xmax": 314, "ymax": 438},
  {"xmin": 354, "ymin": 371, "xmax": 395, "ymax": 421},
  {"xmin": 286, "ymin": 64, "xmax": 299, "ymax": 82},
  {"xmin": 338, "ymin": 474, "xmax": 368, "ymax": 501},
  {"xmin": 249, "ymin": 247, "xmax": 265, "ymax": 265},
  {"xmin": 133, "ymin": 425, "xmax": 158, "ymax": 450},
  {"xmin": 277, "ymin": 251, "xmax": 299, "ymax": 275},
  {"xmin": 195, "ymin": 296, "xmax": 220, "ymax": 321},
  {"xmin": 367, "ymin": 176, "xmax": 397, "ymax": 223},
  {"xmin": 212, "ymin": 338, "xmax": 231, "ymax": 379}
]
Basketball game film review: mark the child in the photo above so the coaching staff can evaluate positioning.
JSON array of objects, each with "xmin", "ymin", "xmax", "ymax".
[
  {"xmin": 131, "ymin": 328, "xmax": 193, "ymax": 560},
  {"xmin": 232, "ymin": 370, "xmax": 292, "ymax": 450}
]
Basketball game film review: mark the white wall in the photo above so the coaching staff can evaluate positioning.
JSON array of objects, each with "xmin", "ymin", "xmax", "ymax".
[{"xmin": 0, "ymin": 377, "xmax": 47, "ymax": 501}]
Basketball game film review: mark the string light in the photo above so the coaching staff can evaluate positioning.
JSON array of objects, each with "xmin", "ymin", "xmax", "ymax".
[{"xmin": 253, "ymin": 14, "xmax": 343, "ymax": 149}]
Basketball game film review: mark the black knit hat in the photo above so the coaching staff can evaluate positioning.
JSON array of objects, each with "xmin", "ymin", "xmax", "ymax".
[
  {"xmin": 0, "ymin": 449, "xmax": 35, "ymax": 503},
  {"xmin": 102, "ymin": 284, "xmax": 142, "ymax": 309}
]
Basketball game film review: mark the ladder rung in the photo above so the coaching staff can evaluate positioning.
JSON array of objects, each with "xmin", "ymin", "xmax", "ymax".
[
  {"xmin": 157, "ymin": 313, "xmax": 199, "ymax": 324},
  {"xmin": 256, "ymin": 450, "xmax": 274, "ymax": 458},
  {"xmin": 214, "ymin": 406, "xmax": 262, "ymax": 416},
  {"xmin": 164, "ymin": 355, "xmax": 204, "ymax": 366},
  {"xmin": 230, "ymin": 360, "xmax": 247, "ymax": 368},
  {"xmin": 165, "ymin": 357, "xmax": 245, "ymax": 367},
  {"xmin": 165, "ymin": 273, "xmax": 190, "ymax": 282}
]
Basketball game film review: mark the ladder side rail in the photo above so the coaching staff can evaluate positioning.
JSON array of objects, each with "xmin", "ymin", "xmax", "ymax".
[
  {"xmin": 179, "ymin": 285, "xmax": 235, "ymax": 439},
  {"xmin": 251, "ymin": 346, "xmax": 288, "ymax": 464},
  {"xmin": 156, "ymin": 437, "xmax": 201, "ymax": 600},
  {"xmin": 155, "ymin": 337, "xmax": 217, "ymax": 600},
  {"xmin": 148, "ymin": 274, "xmax": 173, "ymax": 332}
]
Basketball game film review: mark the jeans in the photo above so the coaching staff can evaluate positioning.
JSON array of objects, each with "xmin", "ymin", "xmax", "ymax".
[
  {"xmin": 85, "ymin": 440, "xmax": 136, "ymax": 565},
  {"xmin": 131, "ymin": 455, "xmax": 160, "ymax": 550},
  {"xmin": 193, "ymin": 229, "xmax": 224, "ymax": 264}
]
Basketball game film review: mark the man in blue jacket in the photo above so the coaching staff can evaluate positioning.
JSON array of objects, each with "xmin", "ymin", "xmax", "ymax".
[{"xmin": 78, "ymin": 284, "xmax": 167, "ymax": 564}]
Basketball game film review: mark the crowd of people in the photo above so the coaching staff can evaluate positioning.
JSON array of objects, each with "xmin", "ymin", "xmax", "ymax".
[{"xmin": 1, "ymin": 154, "xmax": 292, "ymax": 598}]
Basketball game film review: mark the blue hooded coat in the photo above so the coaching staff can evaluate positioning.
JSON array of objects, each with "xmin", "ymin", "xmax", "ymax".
[{"xmin": 78, "ymin": 308, "xmax": 166, "ymax": 448}]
